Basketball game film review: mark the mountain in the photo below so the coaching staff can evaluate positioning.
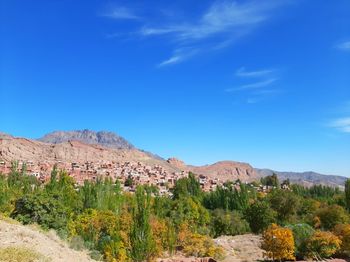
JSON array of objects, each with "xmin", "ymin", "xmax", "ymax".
[
  {"xmin": 255, "ymin": 168, "xmax": 347, "ymax": 188},
  {"xmin": 1, "ymin": 130, "xmax": 348, "ymax": 187},
  {"xmin": 38, "ymin": 129, "xmax": 134, "ymax": 150},
  {"xmin": 167, "ymin": 158, "xmax": 257, "ymax": 182},
  {"xmin": 0, "ymin": 132, "xmax": 13, "ymax": 139},
  {"xmin": 189, "ymin": 161, "xmax": 257, "ymax": 182},
  {"xmin": 0, "ymin": 135, "xmax": 177, "ymax": 173}
]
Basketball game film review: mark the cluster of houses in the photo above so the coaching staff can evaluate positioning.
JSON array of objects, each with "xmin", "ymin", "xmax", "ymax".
[
  {"xmin": 0, "ymin": 160, "xmax": 220, "ymax": 195},
  {"xmin": 0, "ymin": 159, "xmax": 290, "ymax": 195}
]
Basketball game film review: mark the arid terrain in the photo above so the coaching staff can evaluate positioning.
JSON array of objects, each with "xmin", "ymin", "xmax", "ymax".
[{"xmin": 0, "ymin": 217, "xmax": 94, "ymax": 262}]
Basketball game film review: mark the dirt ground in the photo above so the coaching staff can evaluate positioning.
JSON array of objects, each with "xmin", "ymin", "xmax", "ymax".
[
  {"xmin": 214, "ymin": 234, "xmax": 264, "ymax": 262},
  {"xmin": 0, "ymin": 218, "xmax": 94, "ymax": 262}
]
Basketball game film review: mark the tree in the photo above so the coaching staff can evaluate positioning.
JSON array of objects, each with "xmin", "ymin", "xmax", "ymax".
[
  {"xmin": 130, "ymin": 186, "xmax": 155, "ymax": 261},
  {"xmin": 268, "ymin": 189, "xmax": 300, "ymax": 223},
  {"xmin": 173, "ymin": 173, "xmax": 202, "ymax": 200},
  {"xmin": 210, "ymin": 209, "xmax": 250, "ymax": 237},
  {"xmin": 345, "ymin": 179, "xmax": 350, "ymax": 211},
  {"xmin": 203, "ymin": 183, "xmax": 253, "ymax": 212},
  {"xmin": 262, "ymin": 224, "xmax": 295, "ymax": 261},
  {"xmin": 261, "ymin": 173, "xmax": 279, "ymax": 187},
  {"xmin": 245, "ymin": 200, "xmax": 276, "ymax": 234},
  {"xmin": 11, "ymin": 192, "xmax": 70, "ymax": 230}
]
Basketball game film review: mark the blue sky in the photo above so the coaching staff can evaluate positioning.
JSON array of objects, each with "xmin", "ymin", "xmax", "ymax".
[{"xmin": 1, "ymin": 0, "xmax": 350, "ymax": 176}]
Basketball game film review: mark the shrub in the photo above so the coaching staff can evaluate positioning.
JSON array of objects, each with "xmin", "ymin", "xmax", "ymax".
[
  {"xmin": 261, "ymin": 224, "xmax": 295, "ymax": 261},
  {"xmin": 333, "ymin": 224, "xmax": 350, "ymax": 257},
  {"xmin": 305, "ymin": 230, "xmax": 341, "ymax": 259},
  {"xmin": 182, "ymin": 232, "xmax": 225, "ymax": 260},
  {"xmin": 286, "ymin": 223, "xmax": 315, "ymax": 259},
  {"xmin": 314, "ymin": 205, "xmax": 349, "ymax": 230}
]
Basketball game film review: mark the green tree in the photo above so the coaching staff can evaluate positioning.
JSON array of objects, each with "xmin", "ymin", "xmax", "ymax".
[
  {"xmin": 130, "ymin": 186, "xmax": 155, "ymax": 261},
  {"xmin": 244, "ymin": 200, "xmax": 276, "ymax": 233},
  {"xmin": 261, "ymin": 173, "xmax": 279, "ymax": 187},
  {"xmin": 173, "ymin": 173, "xmax": 202, "ymax": 200},
  {"xmin": 268, "ymin": 189, "xmax": 300, "ymax": 223},
  {"xmin": 11, "ymin": 192, "xmax": 70, "ymax": 230},
  {"xmin": 210, "ymin": 209, "xmax": 250, "ymax": 237},
  {"xmin": 345, "ymin": 179, "xmax": 350, "ymax": 211}
]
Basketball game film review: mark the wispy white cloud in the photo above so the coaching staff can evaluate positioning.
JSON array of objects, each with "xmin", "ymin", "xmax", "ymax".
[
  {"xmin": 330, "ymin": 117, "xmax": 350, "ymax": 133},
  {"xmin": 141, "ymin": 1, "xmax": 284, "ymax": 40},
  {"xmin": 336, "ymin": 41, "xmax": 350, "ymax": 51},
  {"xmin": 139, "ymin": 0, "xmax": 290, "ymax": 65},
  {"xmin": 235, "ymin": 67, "xmax": 274, "ymax": 77},
  {"xmin": 101, "ymin": 7, "xmax": 139, "ymax": 20},
  {"xmin": 226, "ymin": 78, "xmax": 277, "ymax": 92},
  {"xmin": 227, "ymin": 65, "xmax": 281, "ymax": 104},
  {"xmin": 157, "ymin": 48, "xmax": 199, "ymax": 67}
]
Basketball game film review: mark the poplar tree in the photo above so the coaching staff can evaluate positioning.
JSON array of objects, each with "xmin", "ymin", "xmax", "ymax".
[
  {"xmin": 130, "ymin": 186, "xmax": 155, "ymax": 261},
  {"xmin": 345, "ymin": 179, "xmax": 350, "ymax": 211}
]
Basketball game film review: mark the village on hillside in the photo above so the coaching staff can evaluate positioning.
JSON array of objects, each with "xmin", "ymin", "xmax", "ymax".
[{"xmin": 0, "ymin": 159, "xmax": 289, "ymax": 196}]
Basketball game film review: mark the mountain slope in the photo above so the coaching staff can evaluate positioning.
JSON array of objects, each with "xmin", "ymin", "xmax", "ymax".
[
  {"xmin": 255, "ymin": 168, "xmax": 347, "ymax": 188},
  {"xmin": 1, "ymin": 130, "xmax": 348, "ymax": 187},
  {"xmin": 38, "ymin": 129, "xmax": 134, "ymax": 150},
  {"xmin": 189, "ymin": 161, "xmax": 257, "ymax": 182}
]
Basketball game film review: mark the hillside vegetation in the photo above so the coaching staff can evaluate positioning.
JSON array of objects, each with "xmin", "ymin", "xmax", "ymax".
[{"xmin": 1, "ymin": 164, "xmax": 350, "ymax": 261}]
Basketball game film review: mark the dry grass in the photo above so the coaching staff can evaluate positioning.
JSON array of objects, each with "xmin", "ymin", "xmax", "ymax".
[
  {"xmin": 0, "ymin": 214, "xmax": 19, "ymax": 225},
  {"xmin": 0, "ymin": 246, "xmax": 51, "ymax": 262}
]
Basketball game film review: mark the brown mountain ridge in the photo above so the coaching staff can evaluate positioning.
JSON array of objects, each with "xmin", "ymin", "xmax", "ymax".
[{"xmin": 0, "ymin": 130, "xmax": 347, "ymax": 187}]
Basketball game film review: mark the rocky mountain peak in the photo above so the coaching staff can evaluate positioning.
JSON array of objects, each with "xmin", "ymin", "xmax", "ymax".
[{"xmin": 38, "ymin": 129, "xmax": 134, "ymax": 150}]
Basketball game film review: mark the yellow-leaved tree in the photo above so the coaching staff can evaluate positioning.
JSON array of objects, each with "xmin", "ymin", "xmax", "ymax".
[{"xmin": 262, "ymin": 224, "xmax": 295, "ymax": 261}]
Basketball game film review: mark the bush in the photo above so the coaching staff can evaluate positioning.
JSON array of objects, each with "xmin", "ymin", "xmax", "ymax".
[
  {"xmin": 314, "ymin": 205, "xmax": 349, "ymax": 230},
  {"xmin": 182, "ymin": 232, "xmax": 225, "ymax": 260},
  {"xmin": 210, "ymin": 209, "xmax": 250, "ymax": 237},
  {"xmin": 286, "ymin": 223, "xmax": 314, "ymax": 259},
  {"xmin": 305, "ymin": 230, "xmax": 341, "ymax": 259},
  {"xmin": 333, "ymin": 224, "xmax": 350, "ymax": 257},
  {"xmin": 261, "ymin": 224, "xmax": 295, "ymax": 261},
  {"xmin": 11, "ymin": 193, "xmax": 70, "ymax": 230}
]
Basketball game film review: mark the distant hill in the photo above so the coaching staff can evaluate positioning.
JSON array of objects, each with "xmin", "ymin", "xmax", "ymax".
[
  {"xmin": 255, "ymin": 168, "xmax": 348, "ymax": 188},
  {"xmin": 0, "ymin": 129, "xmax": 348, "ymax": 188},
  {"xmin": 38, "ymin": 129, "xmax": 134, "ymax": 150}
]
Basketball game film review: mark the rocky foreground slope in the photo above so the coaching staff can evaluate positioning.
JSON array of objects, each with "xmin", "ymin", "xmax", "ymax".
[{"xmin": 0, "ymin": 217, "xmax": 94, "ymax": 262}]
